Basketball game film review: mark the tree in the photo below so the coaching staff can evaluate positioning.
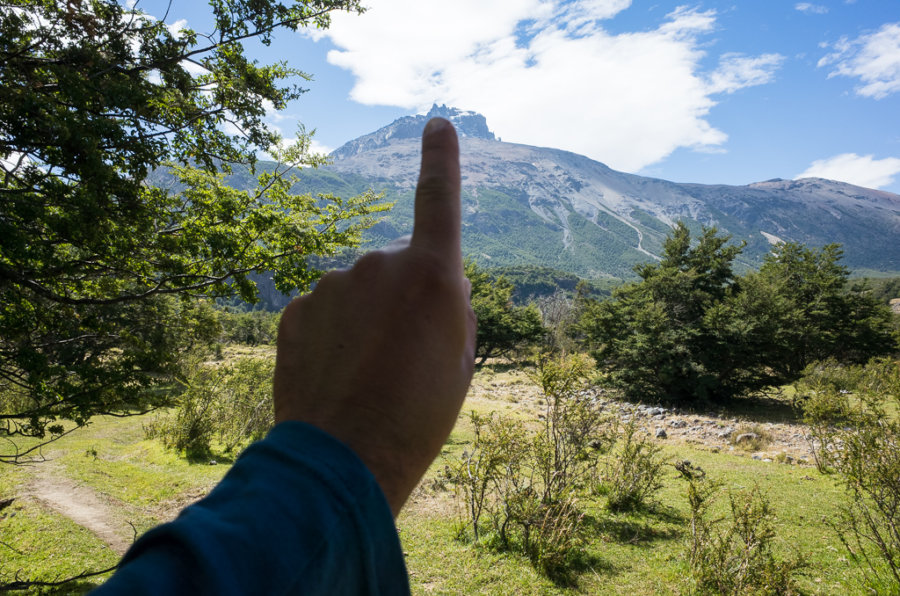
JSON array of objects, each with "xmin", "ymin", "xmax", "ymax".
[
  {"xmin": 465, "ymin": 261, "xmax": 544, "ymax": 367},
  {"xmin": 578, "ymin": 224, "xmax": 896, "ymax": 404},
  {"xmin": 579, "ymin": 223, "xmax": 748, "ymax": 402},
  {"xmin": 756, "ymin": 242, "xmax": 896, "ymax": 378},
  {"xmin": 0, "ymin": 0, "xmax": 382, "ymax": 456}
]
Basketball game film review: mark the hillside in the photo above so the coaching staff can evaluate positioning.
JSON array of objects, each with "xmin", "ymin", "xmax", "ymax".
[{"xmin": 273, "ymin": 105, "xmax": 900, "ymax": 280}]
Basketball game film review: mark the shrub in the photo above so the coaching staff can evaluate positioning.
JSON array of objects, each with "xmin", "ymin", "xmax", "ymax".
[
  {"xmin": 685, "ymin": 476, "xmax": 805, "ymax": 595},
  {"xmin": 529, "ymin": 352, "xmax": 609, "ymax": 504},
  {"xmin": 451, "ymin": 411, "xmax": 528, "ymax": 542},
  {"xmin": 450, "ymin": 353, "xmax": 608, "ymax": 581},
  {"xmin": 146, "ymin": 355, "xmax": 274, "ymax": 456},
  {"xmin": 728, "ymin": 423, "xmax": 773, "ymax": 453},
  {"xmin": 806, "ymin": 358, "xmax": 900, "ymax": 593},
  {"xmin": 793, "ymin": 359, "xmax": 856, "ymax": 472},
  {"xmin": 218, "ymin": 310, "xmax": 280, "ymax": 345},
  {"xmin": 602, "ymin": 419, "xmax": 666, "ymax": 512}
]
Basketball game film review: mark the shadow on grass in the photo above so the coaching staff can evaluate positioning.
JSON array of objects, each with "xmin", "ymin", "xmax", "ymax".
[
  {"xmin": 710, "ymin": 392, "xmax": 801, "ymax": 425},
  {"xmin": 545, "ymin": 549, "xmax": 614, "ymax": 589},
  {"xmin": 602, "ymin": 386, "xmax": 803, "ymax": 425},
  {"xmin": 583, "ymin": 505, "xmax": 683, "ymax": 547},
  {"xmin": 476, "ymin": 360, "xmax": 523, "ymax": 374}
]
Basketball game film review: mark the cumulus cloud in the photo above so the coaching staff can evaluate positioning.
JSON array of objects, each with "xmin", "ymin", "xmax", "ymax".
[
  {"xmin": 166, "ymin": 18, "xmax": 188, "ymax": 39},
  {"xmin": 794, "ymin": 3, "xmax": 828, "ymax": 14},
  {"xmin": 797, "ymin": 153, "xmax": 900, "ymax": 189},
  {"xmin": 309, "ymin": 1, "xmax": 782, "ymax": 172},
  {"xmin": 818, "ymin": 22, "xmax": 900, "ymax": 99}
]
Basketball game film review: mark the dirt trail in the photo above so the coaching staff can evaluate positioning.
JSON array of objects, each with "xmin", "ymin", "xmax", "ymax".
[{"xmin": 26, "ymin": 455, "xmax": 131, "ymax": 556}]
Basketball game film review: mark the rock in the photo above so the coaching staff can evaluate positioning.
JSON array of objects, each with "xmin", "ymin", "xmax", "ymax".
[
  {"xmin": 752, "ymin": 454, "xmax": 762, "ymax": 460},
  {"xmin": 648, "ymin": 407, "xmax": 667, "ymax": 416},
  {"xmin": 669, "ymin": 419, "xmax": 687, "ymax": 428},
  {"xmin": 717, "ymin": 427, "xmax": 735, "ymax": 439},
  {"xmin": 655, "ymin": 428, "xmax": 668, "ymax": 439}
]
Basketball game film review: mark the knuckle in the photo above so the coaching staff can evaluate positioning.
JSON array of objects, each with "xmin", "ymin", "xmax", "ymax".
[{"xmin": 352, "ymin": 250, "xmax": 388, "ymax": 281}]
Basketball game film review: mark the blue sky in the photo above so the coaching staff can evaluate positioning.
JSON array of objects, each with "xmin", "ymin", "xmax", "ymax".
[{"xmin": 136, "ymin": 1, "xmax": 900, "ymax": 193}]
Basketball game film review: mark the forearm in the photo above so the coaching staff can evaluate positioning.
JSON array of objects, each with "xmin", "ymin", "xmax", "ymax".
[{"xmin": 93, "ymin": 422, "xmax": 409, "ymax": 595}]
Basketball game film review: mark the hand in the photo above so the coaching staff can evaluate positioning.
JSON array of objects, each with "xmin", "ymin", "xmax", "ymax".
[{"xmin": 273, "ymin": 118, "xmax": 476, "ymax": 516}]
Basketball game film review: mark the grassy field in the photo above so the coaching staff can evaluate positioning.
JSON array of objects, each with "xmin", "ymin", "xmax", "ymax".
[{"xmin": 0, "ymin": 365, "xmax": 882, "ymax": 594}]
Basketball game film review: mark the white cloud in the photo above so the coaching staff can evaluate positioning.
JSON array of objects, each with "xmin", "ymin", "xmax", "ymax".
[
  {"xmin": 795, "ymin": 3, "xmax": 828, "ymax": 14},
  {"xmin": 818, "ymin": 22, "xmax": 900, "ymax": 99},
  {"xmin": 1, "ymin": 151, "xmax": 29, "ymax": 175},
  {"xmin": 797, "ymin": 153, "xmax": 900, "ymax": 189},
  {"xmin": 167, "ymin": 18, "xmax": 188, "ymax": 39},
  {"xmin": 707, "ymin": 53, "xmax": 785, "ymax": 94},
  {"xmin": 308, "ymin": 139, "xmax": 334, "ymax": 155},
  {"xmin": 180, "ymin": 59, "xmax": 209, "ymax": 77},
  {"xmin": 310, "ymin": 1, "xmax": 782, "ymax": 172}
]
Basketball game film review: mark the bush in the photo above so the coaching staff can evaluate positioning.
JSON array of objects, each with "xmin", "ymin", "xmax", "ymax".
[
  {"xmin": 450, "ymin": 353, "xmax": 608, "ymax": 581},
  {"xmin": 145, "ymin": 355, "xmax": 275, "ymax": 456},
  {"xmin": 218, "ymin": 310, "xmax": 280, "ymax": 345},
  {"xmin": 602, "ymin": 419, "xmax": 666, "ymax": 512},
  {"xmin": 801, "ymin": 358, "xmax": 900, "ymax": 592},
  {"xmin": 685, "ymin": 476, "xmax": 805, "ymax": 595},
  {"xmin": 728, "ymin": 423, "xmax": 773, "ymax": 453},
  {"xmin": 793, "ymin": 359, "xmax": 856, "ymax": 472}
]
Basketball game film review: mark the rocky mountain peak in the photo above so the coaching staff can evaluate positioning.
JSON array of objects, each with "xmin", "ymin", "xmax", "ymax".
[{"xmin": 330, "ymin": 104, "xmax": 495, "ymax": 159}]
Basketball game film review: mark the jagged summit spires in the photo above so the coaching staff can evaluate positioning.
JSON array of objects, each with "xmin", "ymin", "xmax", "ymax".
[{"xmin": 330, "ymin": 105, "xmax": 495, "ymax": 159}]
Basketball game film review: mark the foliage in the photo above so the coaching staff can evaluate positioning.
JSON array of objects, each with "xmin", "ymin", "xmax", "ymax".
[
  {"xmin": 602, "ymin": 419, "xmax": 666, "ymax": 512},
  {"xmin": 218, "ymin": 309, "xmax": 280, "ymax": 345},
  {"xmin": 578, "ymin": 223, "xmax": 897, "ymax": 404},
  {"xmin": 528, "ymin": 353, "xmax": 605, "ymax": 504},
  {"xmin": 793, "ymin": 359, "xmax": 856, "ymax": 472},
  {"xmin": 145, "ymin": 356, "xmax": 275, "ymax": 456},
  {"xmin": 853, "ymin": 276, "xmax": 900, "ymax": 306},
  {"xmin": 0, "ymin": 0, "xmax": 382, "ymax": 445},
  {"xmin": 450, "ymin": 354, "xmax": 607, "ymax": 581},
  {"xmin": 757, "ymin": 243, "xmax": 897, "ymax": 379},
  {"xmin": 487, "ymin": 265, "xmax": 612, "ymax": 304},
  {"xmin": 466, "ymin": 260, "xmax": 545, "ymax": 366},
  {"xmin": 797, "ymin": 358, "xmax": 900, "ymax": 592},
  {"xmin": 685, "ymin": 476, "xmax": 805, "ymax": 595}
]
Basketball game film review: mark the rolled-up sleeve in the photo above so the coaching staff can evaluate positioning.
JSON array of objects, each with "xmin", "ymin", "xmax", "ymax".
[{"xmin": 92, "ymin": 421, "xmax": 410, "ymax": 595}]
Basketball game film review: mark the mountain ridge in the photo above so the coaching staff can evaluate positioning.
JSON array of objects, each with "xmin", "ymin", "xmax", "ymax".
[{"xmin": 308, "ymin": 107, "xmax": 900, "ymax": 279}]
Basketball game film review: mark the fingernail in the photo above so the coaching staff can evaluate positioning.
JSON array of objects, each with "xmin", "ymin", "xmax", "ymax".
[{"xmin": 424, "ymin": 117, "xmax": 449, "ymax": 137}]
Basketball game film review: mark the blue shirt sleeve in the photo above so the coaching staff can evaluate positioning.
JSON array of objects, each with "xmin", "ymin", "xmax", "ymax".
[{"xmin": 92, "ymin": 421, "xmax": 410, "ymax": 595}]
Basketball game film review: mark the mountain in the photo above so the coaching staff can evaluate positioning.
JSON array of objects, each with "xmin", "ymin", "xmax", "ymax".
[{"xmin": 298, "ymin": 105, "xmax": 900, "ymax": 280}]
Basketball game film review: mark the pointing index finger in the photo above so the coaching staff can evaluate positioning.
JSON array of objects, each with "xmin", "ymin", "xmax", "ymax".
[{"xmin": 410, "ymin": 118, "xmax": 462, "ymax": 269}]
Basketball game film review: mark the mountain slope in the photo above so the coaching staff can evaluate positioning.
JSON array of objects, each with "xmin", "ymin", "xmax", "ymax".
[{"xmin": 299, "ymin": 106, "xmax": 900, "ymax": 279}]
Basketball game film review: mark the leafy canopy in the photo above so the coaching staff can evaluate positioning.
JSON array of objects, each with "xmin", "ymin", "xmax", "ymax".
[
  {"xmin": 579, "ymin": 223, "xmax": 897, "ymax": 403},
  {"xmin": 466, "ymin": 260, "xmax": 545, "ymax": 367},
  {"xmin": 0, "ymin": 0, "xmax": 383, "ymax": 446}
]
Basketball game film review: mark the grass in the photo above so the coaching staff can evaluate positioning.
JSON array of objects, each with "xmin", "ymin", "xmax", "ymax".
[
  {"xmin": 0, "ymin": 365, "xmax": 883, "ymax": 594},
  {"xmin": 410, "ymin": 433, "xmax": 858, "ymax": 594},
  {"xmin": 0, "ymin": 499, "xmax": 119, "ymax": 593}
]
